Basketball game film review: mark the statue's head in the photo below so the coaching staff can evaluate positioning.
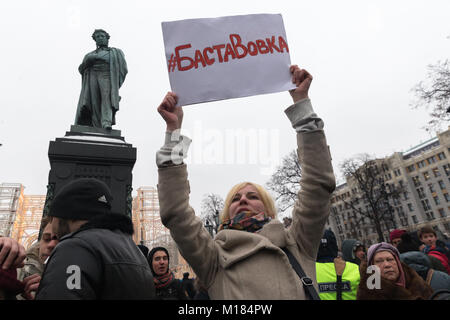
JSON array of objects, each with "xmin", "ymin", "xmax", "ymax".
[{"xmin": 92, "ymin": 29, "xmax": 110, "ymax": 47}]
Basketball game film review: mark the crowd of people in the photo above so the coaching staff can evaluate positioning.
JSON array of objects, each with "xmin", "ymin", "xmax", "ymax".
[
  {"xmin": 1, "ymin": 65, "xmax": 449, "ymax": 300},
  {"xmin": 315, "ymin": 227, "xmax": 450, "ymax": 300},
  {"xmin": 2, "ymin": 222, "xmax": 449, "ymax": 300}
]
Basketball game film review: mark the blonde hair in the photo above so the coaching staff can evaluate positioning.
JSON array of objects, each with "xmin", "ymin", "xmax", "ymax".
[{"xmin": 221, "ymin": 182, "xmax": 277, "ymax": 223}]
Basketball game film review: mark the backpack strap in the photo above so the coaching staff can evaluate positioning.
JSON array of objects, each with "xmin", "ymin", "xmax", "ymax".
[{"xmin": 282, "ymin": 247, "xmax": 320, "ymax": 300}]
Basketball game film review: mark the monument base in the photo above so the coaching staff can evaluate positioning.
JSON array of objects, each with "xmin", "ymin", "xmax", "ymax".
[
  {"xmin": 43, "ymin": 126, "xmax": 136, "ymax": 223},
  {"xmin": 68, "ymin": 125, "xmax": 122, "ymax": 138}
]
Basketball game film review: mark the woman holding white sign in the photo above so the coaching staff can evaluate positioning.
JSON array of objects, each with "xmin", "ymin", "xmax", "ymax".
[{"xmin": 155, "ymin": 65, "xmax": 336, "ymax": 299}]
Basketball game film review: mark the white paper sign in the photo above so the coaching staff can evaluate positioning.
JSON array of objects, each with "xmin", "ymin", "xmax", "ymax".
[{"xmin": 161, "ymin": 14, "xmax": 296, "ymax": 106}]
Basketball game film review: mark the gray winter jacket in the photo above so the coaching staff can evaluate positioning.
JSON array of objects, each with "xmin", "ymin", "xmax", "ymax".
[
  {"xmin": 36, "ymin": 214, "xmax": 155, "ymax": 300},
  {"xmin": 400, "ymin": 251, "xmax": 450, "ymax": 292}
]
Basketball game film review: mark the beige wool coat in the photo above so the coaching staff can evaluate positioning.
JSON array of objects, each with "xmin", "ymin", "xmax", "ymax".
[{"xmin": 157, "ymin": 129, "xmax": 336, "ymax": 299}]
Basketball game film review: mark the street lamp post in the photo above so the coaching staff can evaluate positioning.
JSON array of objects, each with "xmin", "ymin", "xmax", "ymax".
[
  {"xmin": 214, "ymin": 210, "xmax": 220, "ymax": 234},
  {"xmin": 205, "ymin": 219, "xmax": 213, "ymax": 237}
]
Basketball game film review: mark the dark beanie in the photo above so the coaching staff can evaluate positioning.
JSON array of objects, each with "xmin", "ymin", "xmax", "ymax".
[
  {"xmin": 148, "ymin": 246, "xmax": 169, "ymax": 276},
  {"xmin": 137, "ymin": 244, "xmax": 149, "ymax": 258},
  {"xmin": 316, "ymin": 229, "xmax": 338, "ymax": 263},
  {"xmin": 49, "ymin": 178, "xmax": 113, "ymax": 220},
  {"xmin": 397, "ymin": 231, "xmax": 422, "ymax": 254}
]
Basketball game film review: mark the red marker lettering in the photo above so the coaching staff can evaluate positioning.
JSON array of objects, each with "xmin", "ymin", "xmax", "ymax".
[
  {"xmin": 169, "ymin": 34, "xmax": 289, "ymax": 72},
  {"xmin": 223, "ymin": 43, "xmax": 236, "ymax": 62},
  {"xmin": 175, "ymin": 44, "xmax": 194, "ymax": 71},
  {"xmin": 194, "ymin": 49, "xmax": 206, "ymax": 68},
  {"xmin": 247, "ymin": 41, "xmax": 258, "ymax": 56},
  {"xmin": 229, "ymin": 34, "xmax": 248, "ymax": 59},
  {"xmin": 278, "ymin": 36, "xmax": 289, "ymax": 53},
  {"xmin": 265, "ymin": 36, "xmax": 281, "ymax": 53},
  {"xmin": 256, "ymin": 39, "xmax": 269, "ymax": 54},
  {"xmin": 212, "ymin": 44, "xmax": 225, "ymax": 62},
  {"xmin": 203, "ymin": 47, "xmax": 215, "ymax": 65}
]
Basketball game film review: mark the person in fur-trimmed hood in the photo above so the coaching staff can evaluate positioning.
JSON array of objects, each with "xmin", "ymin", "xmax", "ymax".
[
  {"xmin": 342, "ymin": 239, "xmax": 366, "ymax": 266},
  {"xmin": 35, "ymin": 178, "xmax": 155, "ymax": 300},
  {"xmin": 357, "ymin": 242, "xmax": 433, "ymax": 300}
]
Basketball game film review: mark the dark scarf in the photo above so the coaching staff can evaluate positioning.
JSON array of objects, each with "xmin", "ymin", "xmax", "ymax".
[
  {"xmin": 153, "ymin": 271, "xmax": 174, "ymax": 289},
  {"xmin": 219, "ymin": 211, "xmax": 271, "ymax": 233}
]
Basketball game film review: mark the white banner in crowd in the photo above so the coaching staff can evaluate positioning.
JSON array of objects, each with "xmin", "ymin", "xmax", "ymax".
[{"xmin": 161, "ymin": 14, "xmax": 296, "ymax": 106}]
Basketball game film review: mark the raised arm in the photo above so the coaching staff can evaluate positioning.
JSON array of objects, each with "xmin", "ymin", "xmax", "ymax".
[
  {"xmin": 157, "ymin": 92, "xmax": 183, "ymax": 132},
  {"xmin": 286, "ymin": 66, "xmax": 336, "ymax": 259},
  {"xmin": 156, "ymin": 93, "xmax": 219, "ymax": 287},
  {"xmin": 289, "ymin": 64, "xmax": 312, "ymax": 103}
]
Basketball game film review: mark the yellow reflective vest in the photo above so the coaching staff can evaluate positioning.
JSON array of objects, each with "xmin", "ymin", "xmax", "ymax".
[{"xmin": 315, "ymin": 261, "xmax": 360, "ymax": 300}]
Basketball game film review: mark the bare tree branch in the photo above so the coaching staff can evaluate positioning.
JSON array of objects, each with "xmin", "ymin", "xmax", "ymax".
[
  {"xmin": 200, "ymin": 193, "xmax": 224, "ymax": 234},
  {"xmin": 412, "ymin": 59, "xmax": 450, "ymax": 132},
  {"xmin": 266, "ymin": 150, "xmax": 302, "ymax": 214},
  {"xmin": 339, "ymin": 154, "xmax": 406, "ymax": 242}
]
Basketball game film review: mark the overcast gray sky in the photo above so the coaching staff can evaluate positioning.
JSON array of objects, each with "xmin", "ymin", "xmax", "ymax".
[{"xmin": 1, "ymin": 0, "xmax": 449, "ymax": 219}]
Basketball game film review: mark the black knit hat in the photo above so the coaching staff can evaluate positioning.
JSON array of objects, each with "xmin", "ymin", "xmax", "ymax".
[
  {"xmin": 148, "ymin": 246, "xmax": 169, "ymax": 276},
  {"xmin": 397, "ymin": 231, "xmax": 422, "ymax": 254},
  {"xmin": 49, "ymin": 178, "xmax": 113, "ymax": 220},
  {"xmin": 316, "ymin": 229, "xmax": 338, "ymax": 263}
]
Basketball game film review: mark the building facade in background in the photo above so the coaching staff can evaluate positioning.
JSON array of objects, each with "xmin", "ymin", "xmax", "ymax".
[
  {"xmin": 326, "ymin": 127, "xmax": 450, "ymax": 248},
  {"xmin": 0, "ymin": 183, "xmax": 24, "ymax": 237},
  {"xmin": 11, "ymin": 195, "xmax": 46, "ymax": 249}
]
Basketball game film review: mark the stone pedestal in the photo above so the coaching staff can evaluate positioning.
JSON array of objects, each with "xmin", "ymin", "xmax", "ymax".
[{"xmin": 42, "ymin": 125, "xmax": 136, "ymax": 223}]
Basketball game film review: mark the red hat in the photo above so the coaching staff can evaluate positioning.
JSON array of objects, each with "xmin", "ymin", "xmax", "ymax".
[{"xmin": 389, "ymin": 229, "xmax": 406, "ymax": 242}]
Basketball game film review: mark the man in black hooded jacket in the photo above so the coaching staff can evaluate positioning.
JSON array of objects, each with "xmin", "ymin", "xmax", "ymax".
[
  {"xmin": 147, "ymin": 246, "xmax": 188, "ymax": 300},
  {"xmin": 35, "ymin": 178, "xmax": 155, "ymax": 300}
]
